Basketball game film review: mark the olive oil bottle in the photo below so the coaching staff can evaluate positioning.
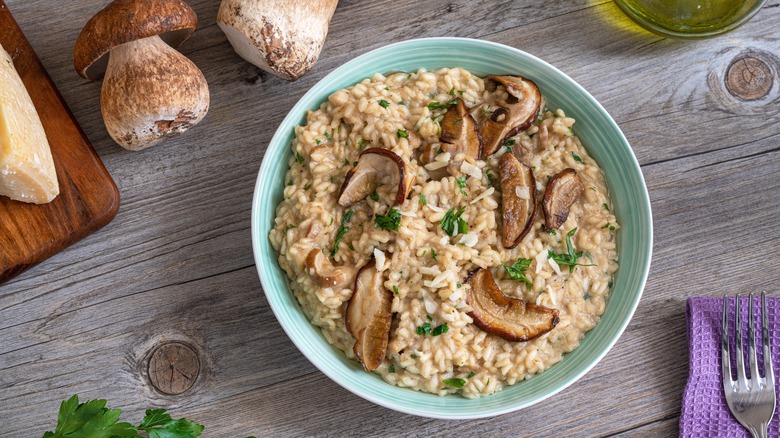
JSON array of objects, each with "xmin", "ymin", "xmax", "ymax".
[{"xmin": 614, "ymin": 0, "xmax": 767, "ymax": 38}]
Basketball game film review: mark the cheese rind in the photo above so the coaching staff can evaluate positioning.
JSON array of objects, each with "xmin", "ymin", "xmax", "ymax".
[{"xmin": 0, "ymin": 43, "xmax": 59, "ymax": 204}]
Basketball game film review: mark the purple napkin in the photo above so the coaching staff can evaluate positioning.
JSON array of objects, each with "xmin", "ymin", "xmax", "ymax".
[{"xmin": 680, "ymin": 296, "xmax": 780, "ymax": 437}]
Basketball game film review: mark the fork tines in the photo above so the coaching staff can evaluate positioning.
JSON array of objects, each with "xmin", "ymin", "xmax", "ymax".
[{"xmin": 722, "ymin": 292, "xmax": 776, "ymax": 437}]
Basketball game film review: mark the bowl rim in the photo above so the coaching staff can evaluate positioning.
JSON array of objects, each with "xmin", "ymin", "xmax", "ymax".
[{"xmin": 251, "ymin": 36, "xmax": 653, "ymax": 419}]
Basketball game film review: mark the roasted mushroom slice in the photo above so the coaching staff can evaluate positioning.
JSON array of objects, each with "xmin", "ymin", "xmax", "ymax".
[
  {"xmin": 480, "ymin": 75, "xmax": 542, "ymax": 157},
  {"xmin": 345, "ymin": 257, "xmax": 393, "ymax": 371},
  {"xmin": 500, "ymin": 153, "xmax": 536, "ymax": 249},
  {"xmin": 439, "ymin": 98, "xmax": 481, "ymax": 176},
  {"xmin": 543, "ymin": 168, "xmax": 584, "ymax": 230},
  {"xmin": 466, "ymin": 268, "xmax": 559, "ymax": 342},
  {"xmin": 305, "ymin": 249, "xmax": 355, "ymax": 288},
  {"xmin": 418, "ymin": 143, "xmax": 449, "ymax": 180},
  {"xmin": 338, "ymin": 148, "xmax": 415, "ymax": 207}
]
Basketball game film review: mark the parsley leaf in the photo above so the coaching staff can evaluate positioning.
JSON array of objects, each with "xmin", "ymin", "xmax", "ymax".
[
  {"xmin": 370, "ymin": 192, "xmax": 380, "ymax": 202},
  {"xmin": 572, "ymin": 152, "xmax": 583, "ymax": 163},
  {"xmin": 547, "ymin": 228, "xmax": 594, "ymax": 273},
  {"xmin": 455, "ymin": 176, "xmax": 468, "ymax": 196},
  {"xmin": 375, "ymin": 209, "xmax": 402, "ymax": 231},
  {"xmin": 440, "ymin": 207, "xmax": 468, "ymax": 236},
  {"xmin": 431, "ymin": 248, "xmax": 437, "ymax": 260},
  {"xmin": 284, "ymin": 224, "xmax": 296, "ymax": 233},
  {"xmin": 331, "ymin": 209, "xmax": 355, "ymax": 256},
  {"xmin": 432, "ymin": 324, "xmax": 449, "ymax": 336},
  {"xmin": 378, "ymin": 99, "xmax": 390, "ymax": 108},
  {"xmin": 295, "ymin": 152, "xmax": 305, "ymax": 164},
  {"xmin": 393, "ymin": 285, "xmax": 399, "ymax": 295},
  {"xmin": 443, "ymin": 378, "xmax": 466, "ymax": 389},
  {"xmin": 467, "ymin": 371, "xmax": 475, "ymax": 378},
  {"xmin": 43, "ymin": 395, "xmax": 204, "ymax": 438},
  {"xmin": 419, "ymin": 193, "xmax": 427, "ymax": 206},
  {"xmin": 139, "ymin": 409, "xmax": 204, "ymax": 438},
  {"xmin": 416, "ymin": 322, "xmax": 432, "ymax": 335},
  {"xmin": 503, "ymin": 138, "xmax": 516, "ymax": 147},
  {"xmin": 503, "ymin": 258, "xmax": 533, "ymax": 286},
  {"xmin": 397, "ymin": 129, "xmax": 409, "ymax": 139},
  {"xmin": 427, "ymin": 101, "xmax": 448, "ymax": 111},
  {"xmin": 389, "ymin": 364, "xmax": 396, "ymax": 373}
]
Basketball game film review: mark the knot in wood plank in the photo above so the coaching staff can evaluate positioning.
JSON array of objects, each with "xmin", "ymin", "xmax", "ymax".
[
  {"xmin": 725, "ymin": 56, "xmax": 773, "ymax": 101},
  {"xmin": 147, "ymin": 341, "xmax": 200, "ymax": 395}
]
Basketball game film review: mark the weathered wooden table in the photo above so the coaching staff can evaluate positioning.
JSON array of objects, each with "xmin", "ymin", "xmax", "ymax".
[{"xmin": 2, "ymin": 0, "xmax": 779, "ymax": 436}]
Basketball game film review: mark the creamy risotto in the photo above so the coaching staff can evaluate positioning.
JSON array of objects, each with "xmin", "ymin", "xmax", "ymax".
[{"xmin": 269, "ymin": 67, "xmax": 618, "ymax": 398}]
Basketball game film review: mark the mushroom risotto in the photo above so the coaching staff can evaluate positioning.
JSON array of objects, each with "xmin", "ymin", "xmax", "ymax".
[{"xmin": 269, "ymin": 67, "xmax": 618, "ymax": 398}]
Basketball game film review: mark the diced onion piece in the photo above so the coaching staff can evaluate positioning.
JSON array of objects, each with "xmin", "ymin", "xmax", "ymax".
[
  {"xmin": 460, "ymin": 161, "xmax": 483, "ymax": 179},
  {"xmin": 459, "ymin": 232, "xmax": 478, "ymax": 247},
  {"xmin": 422, "ymin": 290, "xmax": 439, "ymax": 313},
  {"xmin": 374, "ymin": 248, "xmax": 387, "ymax": 271}
]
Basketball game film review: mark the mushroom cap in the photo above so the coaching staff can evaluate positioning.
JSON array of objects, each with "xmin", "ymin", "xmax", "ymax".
[{"xmin": 74, "ymin": 0, "xmax": 198, "ymax": 80}]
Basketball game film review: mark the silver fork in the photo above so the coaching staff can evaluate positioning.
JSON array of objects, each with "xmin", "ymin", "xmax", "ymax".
[{"xmin": 722, "ymin": 292, "xmax": 776, "ymax": 438}]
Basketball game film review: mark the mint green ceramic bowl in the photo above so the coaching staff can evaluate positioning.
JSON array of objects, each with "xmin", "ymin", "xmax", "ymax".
[{"xmin": 251, "ymin": 38, "xmax": 652, "ymax": 419}]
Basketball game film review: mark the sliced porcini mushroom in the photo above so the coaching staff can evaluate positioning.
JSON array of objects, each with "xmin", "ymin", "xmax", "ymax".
[
  {"xmin": 439, "ymin": 98, "xmax": 482, "ymax": 176},
  {"xmin": 543, "ymin": 168, "xmax": 584, "ymax": 229},
  {"xmin": 480, "ymin": 75, "xmax": 541, "ymax": 157},
  {"xmin": 500, "ymin": 153, "xmax": 536, "ymax": 249},
  {"xmin": 345, "ymin": 257, "xmax": 393, "ymax": 371},
  {"xmin": 338, "ymin": 147, "xmax": 414, "ymax": 207},
  {"xmin": 74, "ymin": 0, "xmax": 209, "ymax": 150},
  {"xmin": 305, "ymin": 249, "xmax": 355, "ymax": 289},
  {"xmin": 466, "ymin": 268, "xmax": 559, "ymax": 342},
  {"xmin": 418, "ymin": 143, "xmax": 449, "ymax": 180}
]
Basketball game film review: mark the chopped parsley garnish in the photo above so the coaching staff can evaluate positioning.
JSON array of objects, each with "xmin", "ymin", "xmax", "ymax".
[
  {"xmin": 331, "ymin": 209, "xmax": 354, "ymax": 256},
  {"xmin": 323, "ymin": 131, "xmax": 332, "ymax": 140},
  {"xmin": 419, "ymin": 193, "xmax": 428, "ymax": 206},
  {"xmin": 295, "ymin": 152, "xmax": 305, "ymax": 164},
  {"xmin": 467, "ymin": 371, "xmax": 475, "ymax": 378},
  {"xmin": 548, "ymin": 228, "xmax": 593, "ymax": 273},
  {"xmin": 482, "ymin": 107, "xmax": 494, "ymax": 115},
  {"xmin": 389, "ymin": 364, "xmax": 396, "ymax": 373},
  {"xmin": 603, "ymin": 203, "xmax": 610, "ymax": 211},
  {"xmin": 393, "ymin": 285, "xmax": 399, "ymax": 295},
  {"xmin": 431, "ymin": 249, "xmax": 437, "ymax": 260},
  {"xmin": 358, "ymin": 139, "xmax": 366, "ymax": 151},
  {"xmin": 583, "ymin": 293, "xmax": 591, "ymax": 300},
  {"xmin": 503, "ymin": 138, "xmax": 516, "ymax": 148},
  {"xmin": 375, "ymin": 208, "xmax": 402, "ymax": 231},
  {"xmin": 427, "ymin": 101, "xmax": 448, "ymax": 111},
  {"xmin": 608, "ymin": 280, "xmax": 614, "ymax": 288},
  {"xmin": 503, "ymin": 258, "xmax": 533, "ymax": 286},
  {"xmin": 284, "ymin": 224, "xmax": 296, "ymax": 233},
  {"xmin": 443, "ymin": 378, "xmax": 466, "ymax": 389},
  {"xmin": 447, "ymin": 98, "xmax": 458, "ymax": 106},
  {"xmin": 378, "ymin": 99, "xmax": 390, "ymax": 108},
  {"xmin": 448, "ymin": 87, "xmax": 455, "ymax": 96},
  {"xmin": 454, "ymin": 118, "xmax": 462, "ymax": 125},
  {"xmin": 397, "ymin": 129, "xmax": 409, "ymax": 139},
  {"xmin": 601, "ymin": 222, "xmax": 616, "ymax": 231},
  {"xmin": 303, "ymin": 183, "xmax": 312, "ymax": 190},
  {"xmin": 370, "ymin": 192, "xmax": 380, "ymax": 202},
  {"xmin": 432, "ymin": 324, "xmax": 449, "ymax": 336},
  {"xmin": 416, "ymin": 322, "xmax": 432, "ymax": 335},
  {"xmin": 457, "ymin": 283, "xmax": 462, "ymax": 288},
  {"xmin": 343, "ymin": 158, "xmax": 351, "ymax": 166},
  {"xmin": 572, "ymin": 152, "xmax": 583, "ymax": 163},
  {"xmin": 455, "ymin": 176, "xmax": 468, "ymax": 196},
  {"xmin": 486, "ymin": 169, "xmax": 496, "ymax": 188},
  {"xmin": 315, "ymin": 139, "xmax": 321, "ymax": 145},
  {"xmin": 426, "ymin": 314, "xmax": 433, "ymax": 321},
  {"xmin": 548, "ymin": 229, "xmax": 557, "ymax": 235},
  {"xmin": 440, "ymin": 207, "xmax": 468, "ymax": 236}
]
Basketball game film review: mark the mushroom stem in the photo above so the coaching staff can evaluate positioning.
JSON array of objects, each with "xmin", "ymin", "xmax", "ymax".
[{"xmin": 101, "ymin": 34, "xmax": 209, "ymax": 150}]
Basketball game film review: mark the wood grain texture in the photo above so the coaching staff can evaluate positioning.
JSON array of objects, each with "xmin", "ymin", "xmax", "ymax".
[
  {"xmin": 0, "ymin": 0, "xmax": 119, "ymax": 284},
  {"xmin": 1, "ymin": 0, "xmax": 779, "ymax": 436}
]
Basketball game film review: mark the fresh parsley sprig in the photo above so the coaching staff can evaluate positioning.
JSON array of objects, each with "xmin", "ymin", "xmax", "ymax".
[
  {"xmin": 503, "ymin": 258, "xmax": 533, "ymax": 286},
  {"xmin": 43, "ymin": 395, "xmax": 204, "ymax": 438},
  {"xmin": 547, "ymin": 228, "xmax": 594, "ymax": 273},
  {"xmin": 440, "ymin": 207, "xmax": 468, "ymax": 236}
]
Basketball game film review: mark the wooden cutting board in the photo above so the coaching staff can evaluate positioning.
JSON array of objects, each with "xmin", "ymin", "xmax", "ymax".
[{"xmin": 0, "ymin": 1, "xmax": 119, "ymax": 285}]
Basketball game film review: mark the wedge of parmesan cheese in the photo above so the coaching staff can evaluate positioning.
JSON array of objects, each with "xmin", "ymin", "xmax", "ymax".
[{"xmin": 0, "ymin": 43, "xmax": 58, "ymax": 204}]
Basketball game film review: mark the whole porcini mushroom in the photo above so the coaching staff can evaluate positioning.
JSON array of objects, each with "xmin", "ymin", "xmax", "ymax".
[
  {"xmin": 74, "ymin": 0, "xmax": 210, "ymax": 151},
  {"xmin": 479, "ymin": 75, "xmax": 541, "ymax": 157},
  {"xmin": 217, "ymin": 0, "xmax": 339, "ymax": 81}
]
